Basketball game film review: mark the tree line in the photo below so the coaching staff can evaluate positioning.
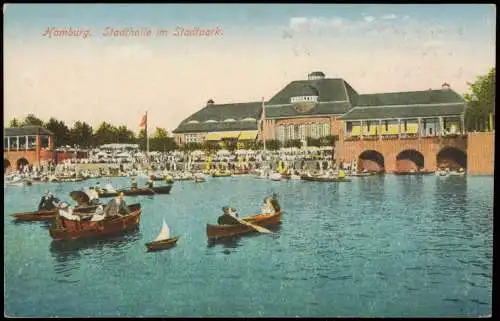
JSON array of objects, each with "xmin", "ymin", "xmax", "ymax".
[
  {"xmin": 464, "ymin": 67, "xmax": 495, "ymax": 132},
  {"xmin": 7, "ymin": 115, "xmax": 178, "ymax": 151}
]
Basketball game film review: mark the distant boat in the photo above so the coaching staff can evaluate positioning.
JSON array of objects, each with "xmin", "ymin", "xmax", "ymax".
[
  {"xmin": 145, "ymin": 220, "xmax": 180, "ymax": 252},
  {"xmin": 269, "ymin": 172, "xmax": 282, "ymax": 181}
]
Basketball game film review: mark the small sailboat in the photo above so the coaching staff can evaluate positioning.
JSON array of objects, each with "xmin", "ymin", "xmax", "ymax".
[{"xmin": 145, "ymin": 220, "xmax": 180, "ymax": 252}]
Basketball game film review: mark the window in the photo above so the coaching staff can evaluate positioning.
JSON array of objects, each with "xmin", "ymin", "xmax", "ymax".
[
  {"xmin": 187, "ymin": 120, "xmax": 199, "ymax": 124},
  {"xmin": 204, "ymin": 120, "xmax": 217, "ymax": 123},
  {"xmin": 185, "ymin": 134, "xmax": 198, "ymax": 143},
  {"xmin": 367, "ymin": 122, "xmax": 371, "ymax": 132},
  {"xmin": 404, "ymin": 120, "xmax": 408, "ymax": 132},
  {"xmin": 224, "ymin": 118, "xmax": 236, "ymax": 122},
  {"xmin": 423, "ymin": 119, "xmax": 427, "ymax": 129},
  {"xmin": 346, "ymin": 122, "xmax": 353, "ymax": 133}
]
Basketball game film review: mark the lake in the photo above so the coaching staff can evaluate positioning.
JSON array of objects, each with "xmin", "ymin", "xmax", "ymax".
[{"xmin": 4, "ymin": 174, "xmax": 493, "ymax": 317}]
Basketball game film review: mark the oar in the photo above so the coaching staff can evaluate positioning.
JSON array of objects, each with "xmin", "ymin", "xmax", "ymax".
[{"xmin": 233, "ymin": 216, "xmax": 272, "ymax": 233}]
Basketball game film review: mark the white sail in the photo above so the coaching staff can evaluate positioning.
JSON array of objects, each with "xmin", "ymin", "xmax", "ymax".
[{"xmin": 154, "ymin": 221, "xmax": 170, "ymax": 241}]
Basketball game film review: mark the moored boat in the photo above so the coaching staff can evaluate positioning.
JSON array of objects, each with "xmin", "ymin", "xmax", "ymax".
[
  {"xmin": 212, "ymin": 171, "xmax": 232, "ymax": 177},
  {"xmin": 95, "ymin": 185, "xmax": 173, "ymax": 198},
  {"xmin": 49, "ymin": 203, "xmax": 142, "ymax": 241},
  {"xmin": 206, "ymin": 211, "xmax": 282, "ymax": 240},
  {"xmin": 393, "ymin": 170, "xmax": 435, "ymax": 175}
]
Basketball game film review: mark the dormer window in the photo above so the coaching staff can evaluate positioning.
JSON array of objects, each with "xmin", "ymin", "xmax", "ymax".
[
  {"xmin": 242, "ymin": 117, "xmax": 256, "ymax": 122},
  {"xmin": 187, "ymin": 120, "xmax": 199, "ymax": 124},
  {"xmin": 290, "ymin": 96, "xmax": 319, "ymax": 104},
  {"xmin": 224, "ymin": 118, "xmax": 236, "ymax": 122},
  {"xmin": 204, "ymin": 119, "xmax": 217, "ymax": 123}
]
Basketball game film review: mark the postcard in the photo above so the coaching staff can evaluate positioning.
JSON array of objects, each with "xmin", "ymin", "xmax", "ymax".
[{"xmin": 3, "ymin": 3, "xmax": 495, "ymax": 317}]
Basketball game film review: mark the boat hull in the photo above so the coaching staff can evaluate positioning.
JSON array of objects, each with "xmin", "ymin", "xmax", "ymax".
[
  {"xmin": 11, "ymin": 205, "xmax": 101, "ymax": 222},
  {"xmin": 393, "ymin": 171, "xmax": 435, "ymax": 175},
  {"xmin": 206, "ymin": 212, "xmax": 282, "ymax": 240},
  {"xmin": 96, "ymin": 185, "xmax": 173, "ymax": 198},
  {"xmin": 212, "ymin": 173, "xmax": 232, "ymax": 177},
  {"xmin": 145, "ymin": 236, "xmax": 180, "ymax": 252},
  {"xmin": 300, "ymin": 176, "xmax": 352, "ymax": 182},
  {"xmin": 49, "ymin": 204, "xmax": 142, "ymax": 241}
]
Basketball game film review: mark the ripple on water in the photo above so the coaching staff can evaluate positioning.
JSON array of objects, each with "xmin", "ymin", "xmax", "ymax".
[{"xmin": 3, "ymin": 175, "xmax": 493, "ymax": 317}]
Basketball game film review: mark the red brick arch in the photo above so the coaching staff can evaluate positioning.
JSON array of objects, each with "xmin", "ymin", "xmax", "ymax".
[
  {"xmin": 358, "ymin": 150, "xmax": 385, "ymax": 172},
  {"xmin": 396, "ymin": 149, "xmax": 425, "ymax": 171},
  {"xmin": 437, "ymin": 146, "xmax": 467, "ymax": 170},
  {"xmin": 4, "ymin": 158, "xmax": 11, "ymax": 173}
]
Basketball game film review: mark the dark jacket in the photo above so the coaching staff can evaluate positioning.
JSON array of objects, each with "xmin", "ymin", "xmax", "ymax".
[
  {"xmin": 38, "ymin": 196, "xmax": 59, "ymax": 211},
  {"xmin": 217, "ymin": 213, "xmax": 241, "ymax": 225}
]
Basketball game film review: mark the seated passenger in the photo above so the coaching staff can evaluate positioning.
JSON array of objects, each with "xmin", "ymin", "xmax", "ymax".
[
  {"xmin": 131, "ymin": 178, "xmax": 138, "ymax": 189},
  {"xmin": 146, "ymin": 179, "xmax": 154, "ymax": 189},
  {"xmin": 38, "ymin": 191, "xmax": 60, "ymax": 211},
  {"xmin": 104, "ymin": 193, "xmax": 131, "ymax": 217}
]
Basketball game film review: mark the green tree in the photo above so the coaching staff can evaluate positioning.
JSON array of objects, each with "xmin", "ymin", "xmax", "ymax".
[
  {"xmin": 22, "ymin": 114, "xmax": 44, "ymax": 126},
  {"xmin": 283, "ymin": 139, "xmax": 302, "ymax": 148},
  {"xmin": 115, "ymin": 125, "xmax": 136, "ymax": 144},
  {"xmin": 8, "ymin": 118, "xmax": 21, "ymax": 127},
  {"xmin": 93, "ymin": 122, "xmax": 117, "ymax": 146},
  {"xmin": 464, "ymin": 67, "xmax": 495, "ymax": 131},
  {"xmin": 44, "ymin": 117, "xmax": 71, "ymax": 147},
  {"xmin": 70, "ymin": 121, "xmax": 94, "ymax": 148}
]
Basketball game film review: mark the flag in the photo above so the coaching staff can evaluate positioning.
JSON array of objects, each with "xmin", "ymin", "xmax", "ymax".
[{"xmin": 140, "ymin": 112, "xmax": 147, "ymax": 128}]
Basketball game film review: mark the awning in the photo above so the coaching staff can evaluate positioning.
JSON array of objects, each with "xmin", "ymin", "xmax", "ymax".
[
  {"xmin": 219, "ymin": 131, "xmax": 241, "ymax": 139},
  {"xmin": 238, "ymin": 131, "xmax": 258, "ymax": 140},
  {"xmin": 205, "ymin": 133, "xmax": 221, "ymax": 141}
]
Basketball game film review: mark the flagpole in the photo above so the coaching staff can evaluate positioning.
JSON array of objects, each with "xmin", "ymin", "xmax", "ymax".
[{"xmin": 146, "ymin": 111, "xmax": 149, "ymax": 156}]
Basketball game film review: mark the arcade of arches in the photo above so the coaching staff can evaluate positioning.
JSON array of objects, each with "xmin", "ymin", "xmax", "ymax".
[
  {"xmin": 356, "ymin": 146, "xmax": 468, "ymax": 172},
  {"xmin": 4, "ymin": 159, "xmax": 10, "ymax": 173}
]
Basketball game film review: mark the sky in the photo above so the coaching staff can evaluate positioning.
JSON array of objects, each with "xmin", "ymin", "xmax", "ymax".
[{"xmin": 3, "ymin": 4, "xmax": 496, "ymax": 133}]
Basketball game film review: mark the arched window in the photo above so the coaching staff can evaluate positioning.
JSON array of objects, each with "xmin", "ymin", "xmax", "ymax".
[
  {"xmin": 187, "ymin": 120, "xmax": 199, "ymax": 124},
  {"xmin": 204, "ymin": 120, "xmax": 217, "ymax": 123}
]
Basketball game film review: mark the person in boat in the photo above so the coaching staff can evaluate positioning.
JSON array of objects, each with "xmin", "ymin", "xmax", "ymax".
[
  {"xmin": 86, "ymin": 187, "xmax": 101, "ymax": 205},
  {"xmin": 103, "ymin": 192, "xmax": 131, "ymax": 217},
  {"xmin": 95, "ymin": 182, "xmax": 104, "ymax": 193},
  {"xmin": 131, "ymin": 178, "xmax": 138, "ymax": 190},
  {"xmin": 38, "ymin": 191, "xmax": 60, "ymax": 211},
  {"xmin": 338, "ymin": 169, "xmax": 346, "ymax": 179},
  {"xmin": 261, "ymin": 195, "xmax": 280, "ymax": 214},
  {"xmin": 217, "ymin": 206, "xmax": 241, "ymax": 225},
  {"xmin": 146, "ymin": 178, "xmax": 154, "ymax": 189},
  {"xmin": 56, "ymin": 202, "xmax": 82, "ymax": 229}
]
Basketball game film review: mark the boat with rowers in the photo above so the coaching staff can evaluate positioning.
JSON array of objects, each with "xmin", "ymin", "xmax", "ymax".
[
  {"xmin": 212, "ymin": 170, "xmax": 232, "ymax": 177},
  {"xmin": 206, "ymin": 194, "xmax": 282, "ymax": 241},
  {"xmin": 49, "ymin": 203, "xmax": 142, "ymax": 241},
  {"xmin": 300, "ymin": 170, "xmax": 352, "ymax": 182},
  {"xmin": 145, "ymin": 220, "xmax": 180, "ymax": 252}
]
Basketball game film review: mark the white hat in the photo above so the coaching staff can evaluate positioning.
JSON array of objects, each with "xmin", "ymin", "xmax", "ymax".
[{"xmin": 59, "ymin": 202, "xmax": 69, "ymax": 209}]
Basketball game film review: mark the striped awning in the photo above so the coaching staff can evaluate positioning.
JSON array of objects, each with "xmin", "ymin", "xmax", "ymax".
[
  {"xmin": 238, "ymin": 130, "xmax": 258, "ymax": 140},
  {"xmin": 205, "ymin": 133, "xmax": 221, "ymax": 141}
]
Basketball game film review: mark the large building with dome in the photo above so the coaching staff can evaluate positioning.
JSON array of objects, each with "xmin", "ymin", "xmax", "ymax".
[{"xmin": 172, "ymin": 71, "xmax": 467, "ymax": 149}]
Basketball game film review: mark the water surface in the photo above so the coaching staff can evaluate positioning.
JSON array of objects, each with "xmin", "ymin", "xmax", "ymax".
[{"xmin": 4, "ymin": 175, "xmax": 493, "ymax": 317}]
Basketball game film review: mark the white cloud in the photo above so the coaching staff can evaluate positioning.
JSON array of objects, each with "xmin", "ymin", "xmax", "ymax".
[
  {"xmin": 364, "ymin": 16, "xmax": 376, "ymax": 22},
  {"xmin": 381, "ymin": 14, "xmax": 397, "ymax": 20}
]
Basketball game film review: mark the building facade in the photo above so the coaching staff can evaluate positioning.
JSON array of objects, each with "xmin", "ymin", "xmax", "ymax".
[{"xmin": 4, "ymin": 126, "xmax": 55, "ymax": 171}]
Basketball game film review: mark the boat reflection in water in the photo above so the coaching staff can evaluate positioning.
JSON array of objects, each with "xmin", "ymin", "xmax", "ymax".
[{"xmin": 50, "ymin": 228, "xmax": 141, "ymax": 282}]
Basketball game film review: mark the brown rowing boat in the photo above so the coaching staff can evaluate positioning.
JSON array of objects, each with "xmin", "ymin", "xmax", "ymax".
[
  {"xmin": 145, "ymin": 236, "xmax": 180, "ymax": 252},
  {"xmin": 49, "ymin": 203, "xmax": 142, "ymax": 241},
  {"xmin": 94, "ymin": 185, "xmax": 173, "ymax": 198},
  {"xmin": 206, "ymin": 212, "xmax": 282, "ymax": 240},
  {"xmin": 11, "ymin": 204, "xmax": 101, "ymax": 222}
]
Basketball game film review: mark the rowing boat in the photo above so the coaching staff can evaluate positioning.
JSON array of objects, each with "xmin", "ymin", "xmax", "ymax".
[
  {"xmin": 145, "ymin": 236, "xmax": 180, "ymax": 252},
  {"xmin": 206, "ymin": 211, "xmax": 282, "ymax": 240},
  {"xmin": 11, "ymin": 204, "xmax": 101, "ymax": 222},
  {"xmin": 300, "ymin": 175, "xmax": 352, "ymax": 182},
  {"xmin": 393, "ymin": 170, "xmax": 434, "ymax": 175},
  {"xmin": 212, "ymin": 172, "xmax": 232, "ymax": 177},
  {"xmin": 49, "ymin": 203, "xmax": 142, "ymax": 241},
  {"xmin": 95, "ymin": 185, "xmax": 173, "ymax": 198}
]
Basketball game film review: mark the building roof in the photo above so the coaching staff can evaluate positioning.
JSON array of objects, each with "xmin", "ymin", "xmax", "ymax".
[
  {"xmin": 266, "ymin": 101, "xmax": 352, "ymax": 119},
  {"xmin": 355, "ymin": 89, "xmax": 464, "ymax": 107},
  {"xmin": 339, "ymin": 103, "xmax": 466, "ymax": 121},
  {"xmin": 4, "ymin": 126, "xmax": 54, "ymax": 137},
  {"xmin": 172, "ymin": 101, "xmax": 262, "ymax": 134},
  {"xmin": 267, "ymin": 78, "xmax": 352, "ymax": 105}
]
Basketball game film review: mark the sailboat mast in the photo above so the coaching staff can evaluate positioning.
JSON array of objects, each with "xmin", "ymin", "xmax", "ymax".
[{"xmin": 261, "ymin": 97, "xmax": 266, "ymax": 152}]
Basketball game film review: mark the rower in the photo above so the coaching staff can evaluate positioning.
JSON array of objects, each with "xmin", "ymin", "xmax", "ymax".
[
  {"xmin": 217, "ymin": 206, "xmax": 241, "ymax": 225},
  {"xmin": 38, "ymin": 191, "xmax": 60, "ymax": 211},
  {"xmin": 146, "ymin": 177, "xmax": 154, "ymax": 189},
  {"xmin": 86, "ymin": 187, "xmax": 101, "ymax": 205}
]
